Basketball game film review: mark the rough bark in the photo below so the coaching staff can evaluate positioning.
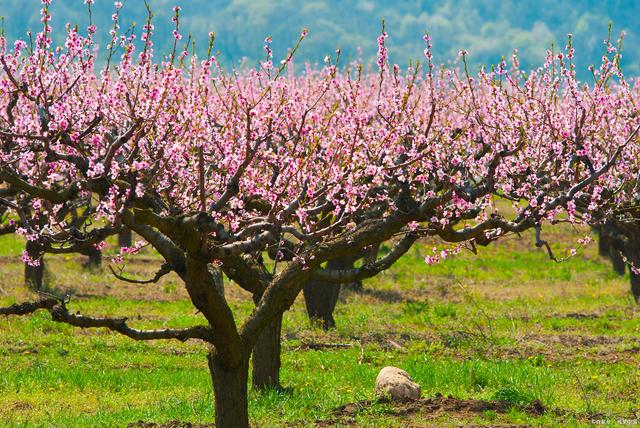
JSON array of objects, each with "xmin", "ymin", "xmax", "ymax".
[
  {"xmin": 80, "ymin": 246, "xmax": 102, "ymax": 268},
  {"xmin": 303, "ymin": 277, "xmax": 340, "ymax": 330},
  {"xmin": 300, "ymin": 233, "xmax": 340, "ymax": 329},
  {"xmin": 625, "ymin": 234, "xmax": 640, "ymax": 303},
  {"xmin": 610, "ymin": 239, "xmax": 627, "ymax": 276},
  {"xmin": 601, "ymin": 222, "xmax": 627, "ymax": 276},
  {"xmin": 118, "ymin": 227, "xmax": 133, "ymax": 248},
  {"xmin": 24, "ymin": 240, "xmax": 44, "ymax": 290},
  {"xmin": 302, "ymin": 256, "xmax": 360, "ymax": 329},
  {"xmin": 596, "ymin": 225, "xmax": 610, "ymax": 257},
  {"xmin": 301, "ymin": 246, "xmax": 378, "ymax": 329},
  {"xmin": 251, "ymin": 309, "xmax": 282, "ymax": 390},
  {"xmin": 208, "ymin": 350, "xmax": 250, "ymax": 428},
  {"xmin": 630, "ymin": 269, "xmax": 640, "ymax": 304}
]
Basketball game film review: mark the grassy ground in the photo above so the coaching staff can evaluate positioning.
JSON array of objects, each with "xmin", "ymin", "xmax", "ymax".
[{"xmin": 1, "ymin": 225, "xmax": 639, "ymax": 427}]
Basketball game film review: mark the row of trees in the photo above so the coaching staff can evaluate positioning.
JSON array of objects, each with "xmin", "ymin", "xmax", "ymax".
[
  {"xmin": 1, "ymin": 4, "xmax": 639, "ymax": 427},
  {"xmin": 596, "ymin": 222, "xmax": 640, "ymax": 302}
]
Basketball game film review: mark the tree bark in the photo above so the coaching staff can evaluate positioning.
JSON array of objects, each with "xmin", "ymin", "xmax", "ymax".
[
  {"xmin": 624, "ymin": 234, "xmax": 640, "ymax": 303},
  {"xmin": 596, "ymin": 225, "xmax": 610, "ymax": 257},
  {"xmin": 602, "ymin": 222, "xmax": 627, "ymax": 276},
  {"xmin": 302, "ymin": 256, "xmax": 361, "ymax": 329},
  {"xmin": 303, "ymin": 277, "xmax": 340, "ymax": 330},
  {"xmin": 610, "ymin": 239, "xmax": 626, "ymax": 276},
  {"xmin": 24, "ymin": 241, "xmax": 44, "ymax": 290},
  {"xmin": 630, "ymin": 269, "xmax": 640, "ymax": 304},
  {"xmin": 118, "ymin": 227, "xmax": 133, "ymax": 248},
  {"xmin": 80, "ymin": 246, "xmax": 102, "ymax": 268},
  {"xmin": 208, "ymin": 350, "xmax": 250, "ymax": 428},
  {"xmin": 251, "ymin": 311, "xmax": 282, "ymax": 390}
]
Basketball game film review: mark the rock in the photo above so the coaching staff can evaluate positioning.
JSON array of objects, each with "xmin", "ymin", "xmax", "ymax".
[{"xmin": 374, "ymin": 366, "xmax": 421, "ymax": 401}]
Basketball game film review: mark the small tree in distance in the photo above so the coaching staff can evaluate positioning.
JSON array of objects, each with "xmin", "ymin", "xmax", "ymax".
[{"xmin": 1, "ymin": 4, "xmax": 638, "ymax": 427}]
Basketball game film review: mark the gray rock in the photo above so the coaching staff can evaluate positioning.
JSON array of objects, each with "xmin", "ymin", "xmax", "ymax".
[{"xmin": 374, "ymin": 366, "xmax": 421, "ymax": 401}]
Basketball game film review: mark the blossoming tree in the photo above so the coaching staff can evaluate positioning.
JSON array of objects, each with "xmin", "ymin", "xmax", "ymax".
[{"xmin": 0, "ymin": 4, "xmax": 638, "ymax": 427}]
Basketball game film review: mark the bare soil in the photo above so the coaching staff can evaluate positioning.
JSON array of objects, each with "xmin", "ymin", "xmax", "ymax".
[{"xmin": 309, "ymin": 396, "xmax": 545, "ymax": 426}]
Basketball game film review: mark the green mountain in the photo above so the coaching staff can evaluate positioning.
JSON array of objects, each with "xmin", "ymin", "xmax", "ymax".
[{"xmin": 0, "ymin": 0, "xmax": 637, "ymax": 79}]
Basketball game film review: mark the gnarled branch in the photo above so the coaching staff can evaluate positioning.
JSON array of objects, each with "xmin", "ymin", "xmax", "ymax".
[
  {"xmin": 109, "ymin": 262, "xmax": 172, "ymax": 284},
  {"xmin": 311, "ymin": 233, "xmax": 418, "ymax": 283},
  {"xmin": 0, "ymin": 298, "xmax": 213, "ymax": 343}
]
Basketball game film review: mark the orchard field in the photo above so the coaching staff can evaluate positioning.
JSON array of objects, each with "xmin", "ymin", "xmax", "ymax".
[
  {"xmin": 2, "ymin": 1, "xmax": 640, "ymax": 427},
  {"xmin": 2, "ymin": 224, "xmax": 639, "ymax": 427}
]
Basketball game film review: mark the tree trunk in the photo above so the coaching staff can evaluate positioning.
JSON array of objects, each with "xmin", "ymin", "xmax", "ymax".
[
  {"xmin": 208, "ymin": 350, "xmax": 250, "ymax": 428},
  {"xmin": 81, "ymin": 246, "xmax": 102, "ymax": 268},
  {"xmin": 118, "ymin": 227, "xmax": 133, "ymax": 248},
  {"xmin": 610, "ymin": 240, "xmax": 626, "ymax": 276},
  {"xmin": 596, "ymin": 226, "xmax": 610, "ymax": 257},
  {"xmin": 24, "ymin": 241, "xmax": 44, "ymax": 290},
  {"xmin": 303, "ymin": 256, "xmax": 360, "ymax": 329},
  {"xmin": 624, "ymin": 234, "xmax": 640, "ymax": 303},
  {"xmin": 251, "ymin": 312, "xmax": 282, "ymax": 390},
  {"xmin": 630, "ymin": 270, "xmax": 640, "ymax": 304},
  {"xmin": 303, "ymin": 277, "xmax": 340, "ymax": 330}
]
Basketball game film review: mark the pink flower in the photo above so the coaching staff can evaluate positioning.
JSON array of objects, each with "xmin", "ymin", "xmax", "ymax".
[
  {"xmin": 376, "ymin": 31, "xmax": 388, "ymax": 71},
  {"xmin": 22, "ymin": 251, "xmax": 41, "ymax": 267}
]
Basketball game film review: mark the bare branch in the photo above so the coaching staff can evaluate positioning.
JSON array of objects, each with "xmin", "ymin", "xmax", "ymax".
[
  {"xmin": 109, "ymin": 262, "xmax": 172, "ymax": 284},
  {"xmin": 0, "ymin": 298, "xmax": 213, "ymax": 343},
  {"xmin": 0, "ymin": 298, "xmax": 57, "ymax": 315},
  {"xmin": 50, "ymin": 306, "xmax": 213, "ymax": 342},
  {"xmin": 311, "ymin": 233, "xmax": 418, "ymax": 283}
]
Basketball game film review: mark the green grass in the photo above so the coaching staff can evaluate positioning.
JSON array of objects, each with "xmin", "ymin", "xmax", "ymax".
[{"xmin": 1, "ymin": 225, "xmax": 640, "ymax": 426}]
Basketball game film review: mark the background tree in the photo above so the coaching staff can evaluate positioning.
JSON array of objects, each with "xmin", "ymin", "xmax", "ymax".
[
  {"xmin": 595, "ymin": 222, "xmax": 626, "ymax": 275},
  {"xmin": 1, "ymin": 0, "xmax": 639, "ymax": 80}
]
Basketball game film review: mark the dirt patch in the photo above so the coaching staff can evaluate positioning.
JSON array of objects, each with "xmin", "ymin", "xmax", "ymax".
[
  {"xmin": 284, "ymin": 330, "xmax": 441, "ymax": 354},
  {"xmin": 285, "ymin": 328, "xmax": 640, "ymax": 365},
  {"xmin": 342, "ymin": 286, "xmax": 413, "ymax": 303},
  {"xmin": 9, "ymin": 401, "xmax": 33, "ymax": 412},
  {"xmin": 490, "ymin": 333, "xmax": 640, "ymax": 364},
  {"xmin": 127, "ymin": 421, "xmax": 214, "ymax": 428},
  {"xmin": 336, "ymin": 397, "xmax": 545, "ymax": 417},
  {"xmin": 523, "ymin": 333, "xmax": 633, "ymax": 347},
  {"xmin": 312, "ymin": 396, "xmax": 545, "ymax": 426}
]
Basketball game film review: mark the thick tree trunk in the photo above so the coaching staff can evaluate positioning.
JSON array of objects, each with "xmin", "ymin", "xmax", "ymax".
[
  {"xmin": 118, "ymin": 227, "xmax": 133, "ymax": 248},
  {"xmin": 208, "ymin": 350, "xmax": 250, "ymax": 428},
  {"xmin": 81, "ymin": 246, "xmax": 102, "ymax": 268},
  {"xmin": 24, "ymin": 241, "xmax": 44, "ymax": 290},
  {"xmin": 251, "ymin": 312, "xmax": 282, "ymax": 390},
  {"xmin": 303, "ymin": 277, "xmax": 340, "ymax": 330},
  {"xmin": 303, "ymin": 255, "xmax": 363, "ymax": 329}
]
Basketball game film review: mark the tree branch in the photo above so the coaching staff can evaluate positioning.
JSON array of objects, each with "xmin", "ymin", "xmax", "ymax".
[
  {"xmin": 0, "ymin": 298, "xmax": 213, "ymax": 343},
  {"xmin": 311, "ymin": 233, "xmax": 418, "ymax": 283},
  {"xmin": 0, "ymin": 298, "xmax": 57, "ymax": 315},
  {"xmin": 0, "ymin": 169, "xmax": 79, "ymax": 204},
  {"xmin": 109, "ymin": 262, "xmax": 172, "ymax": 284}
]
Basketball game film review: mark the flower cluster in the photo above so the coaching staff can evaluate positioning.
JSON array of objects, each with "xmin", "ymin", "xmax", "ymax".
[{"xmin": 0, "ymin": 7, "xmax": 637, "ymax": 270}]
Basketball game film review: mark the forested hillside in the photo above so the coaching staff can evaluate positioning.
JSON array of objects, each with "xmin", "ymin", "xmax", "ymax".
[{"xmin": 0, "ymin": 0, "xmax": 637, "ymax": 77}]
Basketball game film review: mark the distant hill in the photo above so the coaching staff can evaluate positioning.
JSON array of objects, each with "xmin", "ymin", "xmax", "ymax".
[{"xmin": 0, "ymin": 0, "xmax": 637, "ymax": 79}]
